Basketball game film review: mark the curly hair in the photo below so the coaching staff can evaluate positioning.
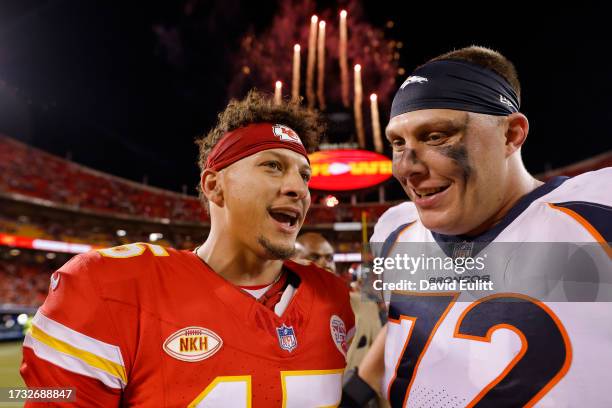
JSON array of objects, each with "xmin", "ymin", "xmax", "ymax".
[
  {"xmin": 426, "ymin": 45, "xmax": 521, "ymax": 104},
  {"xmin": 195, "ymin": 90, "xmax": 324, "ymax": 209}
]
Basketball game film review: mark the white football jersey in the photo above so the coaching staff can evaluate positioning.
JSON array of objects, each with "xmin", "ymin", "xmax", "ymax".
[{"xmin": 371, "ymin": 169, "xmax": 612, "ymax": 407}]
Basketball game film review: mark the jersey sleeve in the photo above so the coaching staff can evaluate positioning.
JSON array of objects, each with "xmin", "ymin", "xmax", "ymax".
[
  {"xmin": 543, "ymin": 168, "xmax": 612, "ymax": 243},
  {"xmin": 20, "ymin": 252, "xmax": 127, "ymax": 407},
  {"xmin": 343, "ymin": 287, "xmax": 356, "ymax": 345},
  {"xmin": 301, "ymin": 261, "xmax": 356, "ymax": 350},
  {"xmin": 328, "ymin": 276, "xmax": 355, "ymax": 348},
  {"xmin": 370, "ymin": 202, "xmax": 419, "ymax": 257}
]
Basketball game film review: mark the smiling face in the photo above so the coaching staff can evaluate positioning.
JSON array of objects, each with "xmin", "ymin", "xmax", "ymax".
[
  {"xmin": 214, "ymin": 148, "xmax": 312, "ymax": 259},
  {"xmin": 297, "ymin": 233, "xmax": 336, "ymax": 273},
  {"xmin": 386, "ymin": 109, "xmax": 511, "ymax": 235}
]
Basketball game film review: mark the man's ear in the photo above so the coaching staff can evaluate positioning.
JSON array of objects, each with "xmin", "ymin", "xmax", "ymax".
[
  {"xmin": 200, "ymin": 169, "xmax": 224, "ymax": 207},
  {"xmin": 504, "ymin": 112, "xmax": 529, "ymax": 157}
]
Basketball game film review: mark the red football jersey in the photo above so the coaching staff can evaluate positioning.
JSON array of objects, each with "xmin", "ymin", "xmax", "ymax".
[{"xmin": 21, "ymin": 243, "xmax": 355, "ymax": 407}]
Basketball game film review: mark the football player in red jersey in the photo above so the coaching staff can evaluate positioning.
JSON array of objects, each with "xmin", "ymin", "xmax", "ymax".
[{"xmin": 21, "ymin": 91, "xmax": 355, "ymax": 407}]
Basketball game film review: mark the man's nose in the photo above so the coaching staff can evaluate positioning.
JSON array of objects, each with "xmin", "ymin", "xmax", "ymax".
[
  {"xmin": 281, "ymin": 168, "xmax": 309, "ymax": 199},
  {"xmin": 393, "ymin": 146, "xmax": 428, "ymax": 183}
]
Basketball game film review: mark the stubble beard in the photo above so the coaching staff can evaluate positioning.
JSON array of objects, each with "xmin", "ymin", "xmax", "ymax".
[{"xmin": 257, "ymin": 235, "xmax": 296, "ymax": 260}]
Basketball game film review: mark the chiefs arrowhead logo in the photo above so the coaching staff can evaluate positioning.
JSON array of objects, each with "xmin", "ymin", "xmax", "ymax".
[{"xmin": 272, "ymin": 124, "xmax": 302, "ymax": 144}]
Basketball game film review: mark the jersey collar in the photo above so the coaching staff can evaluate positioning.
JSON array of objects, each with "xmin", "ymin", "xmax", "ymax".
[
  {"xmin": 432, "ymin": 176, "xmax": 569, "ymax": 246},
  {"xmin": 187, "ymin": 252, "xmax": 313, "ymax": 326}
]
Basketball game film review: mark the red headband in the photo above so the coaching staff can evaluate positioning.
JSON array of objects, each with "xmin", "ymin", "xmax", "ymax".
[{"xmin": 205, "ymin": 123, "xmax": 309, "ymax": 171}]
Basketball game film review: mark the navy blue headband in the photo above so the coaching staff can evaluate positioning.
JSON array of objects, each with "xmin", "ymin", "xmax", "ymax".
[{"xmin": 391, "ymin": 60, "xmax": 520, "ymax": 118}]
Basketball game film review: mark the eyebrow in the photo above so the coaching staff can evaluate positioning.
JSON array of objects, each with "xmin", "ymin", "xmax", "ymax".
[
  {"xmin": 386, "ymin": 116, "xmax": 469, "ymax": 141},
  {"xmin": 259, "ymin": 150, "xmax": 311, "ymax": 171},
  {"xmin": 417, "ymin": 119, "xmax": 468, "ymax": 135}
]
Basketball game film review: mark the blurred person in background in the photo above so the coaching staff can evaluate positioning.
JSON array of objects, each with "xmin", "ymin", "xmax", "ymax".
[
  {"xmin": 296, "ymin": 232, "xmax": 336, "ymax": 273},
  {"xmin": 295, "ymin": 232, "xmax": 385, "ymax": 407}
]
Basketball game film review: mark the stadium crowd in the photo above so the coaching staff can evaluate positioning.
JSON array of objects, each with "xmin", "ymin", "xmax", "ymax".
[
  {"xmin": 0, "ymin": 135, "xmax": 207, "ymax": 222},
  {"xmin": 0, "ymin": 133, "xmax": 394, "ymax": 309},
  {"xmin": 1, "ymin": 135, "xmax": 393, "ymax": 226},
  {"xmin": 0, "ymin": 249, "xmax": 65, "ymax": 308}
]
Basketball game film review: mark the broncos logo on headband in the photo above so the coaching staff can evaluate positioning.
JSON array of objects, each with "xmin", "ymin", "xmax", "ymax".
[{"xmin": 400, "ymin": 76, "xmax": 429, "ymax": 89}]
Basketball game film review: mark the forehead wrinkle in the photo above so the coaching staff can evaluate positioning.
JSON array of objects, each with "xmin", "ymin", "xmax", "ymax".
[
  {"xmin": 387, "ymin": 111, "xmax": 470, "ymax": 139},
  {"xmin": 418, "ymin": 113, "xmax": 470, "ymax": 134}
]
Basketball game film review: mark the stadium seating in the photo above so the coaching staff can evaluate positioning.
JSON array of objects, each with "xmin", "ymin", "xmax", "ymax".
[
  {"xmin": 0, "ymin": 135, "xmax": 397, "ymax": 227},
  {"xmin": 0, "ymin": 134, "xmax": 399, "ymax": 307},
  {"xmin": 0, "ymin": 250, "xmax": 63, "ymax": 308},
  {"xmin": 0, "ymin": 135, "xmax": 208, "ymax": 223}
]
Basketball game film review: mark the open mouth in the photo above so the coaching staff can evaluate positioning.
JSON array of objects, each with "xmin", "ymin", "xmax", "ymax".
[
  {"xmin": 268, "ymin": 209, "xmax": 299, "ymax": 227},
  {"xmin": 412, "ymin": 185, "xmax": 450, "ymax": 199}
]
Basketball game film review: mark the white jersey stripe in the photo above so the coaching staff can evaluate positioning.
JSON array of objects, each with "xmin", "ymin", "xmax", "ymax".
[
  {"xmin": 32, "ymin": 311, "xmax": 125, "ymax": 367},
  {"xmin": 23, "ymin": 334, "xmax": 125, "ymax": 389},
  {"xmin": 29, "ymin": 324, "xmax": 127, "ymax": 384}
]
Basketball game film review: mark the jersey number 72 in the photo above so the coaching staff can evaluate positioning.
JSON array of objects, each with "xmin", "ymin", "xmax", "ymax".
[{"xmin": 386, "ymin": 292, "xmax": 571, "ymax": 407}]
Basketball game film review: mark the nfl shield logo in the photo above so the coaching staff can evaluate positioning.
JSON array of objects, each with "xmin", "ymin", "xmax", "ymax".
[
  {"xmin": 276, "ymin": 324, "xmax": 298, "ymax": 352},
  {"xmin": 453, "ymin": 241, "xmax": 474, "ymax": 259}
]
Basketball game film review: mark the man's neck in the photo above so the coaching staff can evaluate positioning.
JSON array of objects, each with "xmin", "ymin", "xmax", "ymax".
[
  {"xmin": 196, "ymin": 230, "xmax": 284, "ymax": 286},
  {"xmin": 464, "ymin": 171, "xmax": 543, "ymax": 237}
]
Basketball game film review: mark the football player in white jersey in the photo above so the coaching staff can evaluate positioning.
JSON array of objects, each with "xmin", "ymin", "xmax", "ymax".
[{"xmin": 341, "ymin": 46, "xmax": 611, "ymax": 407}]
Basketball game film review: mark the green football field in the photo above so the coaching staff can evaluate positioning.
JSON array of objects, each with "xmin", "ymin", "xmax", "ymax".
[
  {"xmin": 0, "ymin": 342, "xmax": 23, "ymax": 388},
  {"xmin": 0, "ymin": 342, "xmax": 25, "ymax": 407}
]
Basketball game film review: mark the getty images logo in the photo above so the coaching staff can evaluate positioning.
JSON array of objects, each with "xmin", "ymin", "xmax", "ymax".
[{"xmin": 400, "ymin": 76, "xmax": 428, "ymax": 89}]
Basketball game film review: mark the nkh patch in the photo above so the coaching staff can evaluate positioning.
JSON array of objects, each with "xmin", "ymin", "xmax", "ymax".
[
  {"xmin": 330, "ymin": 315, "xmax": 348, "ymax": 357},
  {"xmin": 163, "ymin": 326, "xmax": 223, "ymax": 362},
  {"xmin": 272, "ymin": 124, "xmax": 302, "ymax": 144},
  {"xmin": 276, "ymin": 324, "xmax": 298, "ymax": 352}
]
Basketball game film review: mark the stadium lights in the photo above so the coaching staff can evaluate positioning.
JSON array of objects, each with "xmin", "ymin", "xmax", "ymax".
[
  {"xmin": 34, "ymin": 239, "xmax": 90, "ymax": 253},
  {"xmin": 149, "ymin": 233, "xmax": 163, "ymax": 242},
  {"xmin": 0, "ymin": 232, "xmax": 102, "ymax": 256},
  {"xmin": 17, "ymin": 314, "xmax": 28, "ymax": 325},
  {"xmin": 116, "ymin": 229, "xmax": 127, "ymax": 237},
  {"xmin": 333, "ymin": 222, "xmax": 362, "ymax": 231},
  {"xmin": 45, "ymin": 253, "xmax": 56, "ymax": 260},
  {"xmin": 333, "ymin": 253, "xmax": 361, "ymax": 262},
  {"xmin": 0, "ymin": 233, "xmax": 97, "ymax": 254},
  {"xmin": 324, "ymin": 195, "xmax": 339, "ymax": 207}
]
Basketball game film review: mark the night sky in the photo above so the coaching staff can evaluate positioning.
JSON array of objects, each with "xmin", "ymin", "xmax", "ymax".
[{"xmin": 1, "ymin": 1, "xmax": 610, "ymax": 199}]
